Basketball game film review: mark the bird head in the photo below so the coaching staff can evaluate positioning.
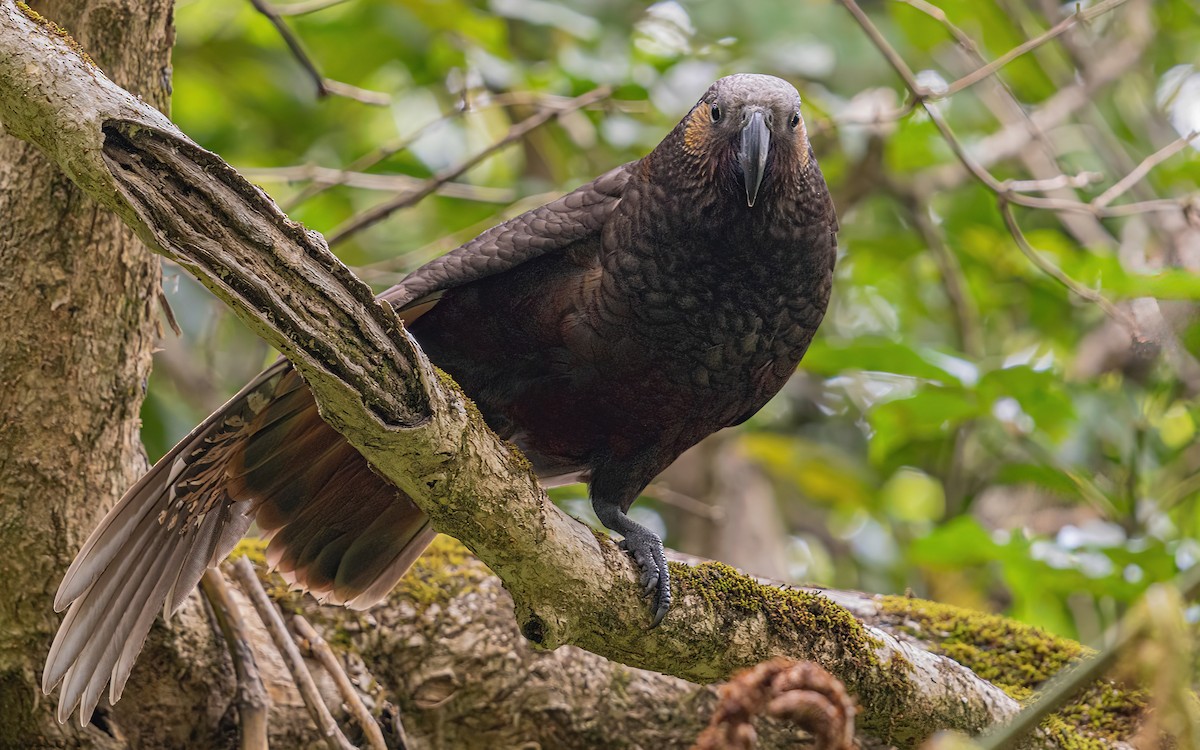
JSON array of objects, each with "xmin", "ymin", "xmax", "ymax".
[{"xmin": 674, "ymin": 74, "xmax": 811, "ymax": 208}]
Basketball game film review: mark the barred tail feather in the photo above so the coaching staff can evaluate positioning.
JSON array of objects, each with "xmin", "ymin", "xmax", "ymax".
[
  {"xmin": 43, "ymin": 366, "xmax": 286, "ymax": 722},
  {"xmin": 45, "ymin": 358, "xmax": 438, "ymax": 724}
]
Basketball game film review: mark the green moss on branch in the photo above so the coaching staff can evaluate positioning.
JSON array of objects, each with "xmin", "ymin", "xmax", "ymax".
[
  {"xmin": 15, "ymin": 3, "xmax": 94, "ymax": 67},
  {"xmin": 878, "ymin": 596, "xmax": 1146, "ymax": 747},
  {"xmin": 672, "ymin": 562, "xmax": 912, "ymax": 740}
]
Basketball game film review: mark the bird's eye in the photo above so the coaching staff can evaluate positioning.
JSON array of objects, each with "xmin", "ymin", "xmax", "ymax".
[
  {"xmin": 710, "ymin": 104, "xmax": 722, "ymax": 123},
  {"xmin": 790, "ymin": 112, "xmax": 801, "ymax": 129}
]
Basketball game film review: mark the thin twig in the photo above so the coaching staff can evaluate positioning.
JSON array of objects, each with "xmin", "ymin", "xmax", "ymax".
[
  {"xmin": 1012, "ymin": 193, "xmax": 1192, "ymax": 217},
  {"xmin": 998, "ymin": 199, "xmax": 1142, "ymax": 340},
  {"xmin": 284, "ymin": 89, "xmax": 632, "ymax": 211},
  {"xmin": 240, "ymin": 164, "xmax": 514, "ymax": 202},
  {"xmin": 840, "ymin": 0, "xmax": 924, "ymax": 94},
  {"xmin": 902, "ymin": 194, "xmax": 983, "ymax": 358},
  {"xmin": 351, "ymin": 190, "xmax": 562, "ymax": 287},
  {"xmin": 1094, "ymin": 130, "xmax": 1200, "ymax": 208},
  {"xmin": 247, "ymin": 0, "xmax": 329, "ymax": 97},
  {"xmin": 918, "ymin": 5, "xmax": 1153, "ymax": 192},
  {"xmin": 644, "ymin": 483, "xmax": 726, "ymax": 522},
  {"xmin": 839, "ymin": 0, "xmax": 1168, "ymax": 341},
  {"xmin": 271, "ymin": 0, "xmax": 351, "ymax": 16},
  {"xmin": 1002, "ymin": 429, "xmax": 1122, "ymax": 520},
  {"xmin": 320, "ymin": 79, "xmax": 391, "ymax": 106},
  {"xmin": 157, "ymin": 288, "xmax": 183, "ymax": 337},
  {"xmin": 294, "ymin": 614, "xmax": 390, "ymax": 750},
  {"xmin": 200, "ymin": 570, "xmax": 269, "ymax": 750},
  {"xmin": 825, "ymin": 97, "xmax": 919, "ymax": 129},
  {"xmin": 902, "ymin": 0, "xmax": 1118, "ymax": 251},
  {"xmin": 284, "ymin": 116, "xmax": 465, "ymax": 211},
  {"xmin": 901, "ymin": 0, "xmax": 1133, "ymax": 100},
  {"xmin": 1004, "ymin": 172, "xmax": 1104, "ymax": 193},
  {"xmin": 327, "ymin": 85, "xmax": 612, "ymax": 246},
  {"xmin": 232, "ymin": 557, "xmax": 356, "ymax": 750},
  {"xmin": 244, "ymin": 3, "xmax": 390, "ymax": 105}
]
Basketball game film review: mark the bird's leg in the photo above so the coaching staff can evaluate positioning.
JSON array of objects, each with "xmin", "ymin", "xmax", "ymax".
[{"xmin": 589, "ymin": 457, "xmax": 672, "ymax": 627}]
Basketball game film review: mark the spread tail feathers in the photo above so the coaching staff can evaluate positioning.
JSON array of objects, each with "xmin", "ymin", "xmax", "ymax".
[{"xmin": 44, "ymin": 363, "xmax": 435, "ymax": 724}]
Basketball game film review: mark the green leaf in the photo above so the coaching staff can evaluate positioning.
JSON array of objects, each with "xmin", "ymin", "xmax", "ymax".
[
  {"xmin": 908, "ymin": 516, "xmax": 999, "ymax": 566},
  {"xmin": 807, "ymin": 337, "xmax": 965, "ymax": 383},
  {"xmin": 869, "ymin": 386, "xmax": 979, "ymax": 464}
]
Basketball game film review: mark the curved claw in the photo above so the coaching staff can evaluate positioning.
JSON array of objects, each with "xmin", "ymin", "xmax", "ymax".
[{"xmin": 619, "ymin": 531, "xmax": 672, "ymax": 627}]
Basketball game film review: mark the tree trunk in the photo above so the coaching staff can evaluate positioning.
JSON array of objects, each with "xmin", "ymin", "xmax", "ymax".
[{"xmin": 0, "ymin": 3, "xmax": 235, "ymax": 747}]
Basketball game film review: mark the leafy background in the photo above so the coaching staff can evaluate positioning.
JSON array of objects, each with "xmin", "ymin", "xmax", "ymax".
[{"xmin": 147, "ymin": 0, "xmax": 1200, "ymax": 646}]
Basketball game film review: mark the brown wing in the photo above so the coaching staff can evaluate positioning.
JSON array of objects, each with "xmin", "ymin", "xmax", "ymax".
[{"xmin": 381, "ymin": 163, "xmax": 629, "ymax": 309}]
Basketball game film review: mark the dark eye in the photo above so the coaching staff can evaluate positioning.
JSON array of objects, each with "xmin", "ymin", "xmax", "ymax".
[
  {"xmin": 790, "ymin": 112, "xmax": 801, "ymax": 129},
  {"xmin": 710, "ymin": 104, "xmax": 722, "ymax": 123}
]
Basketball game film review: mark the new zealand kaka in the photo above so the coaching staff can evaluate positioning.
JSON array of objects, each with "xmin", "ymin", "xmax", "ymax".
[{"xmin": 45, "ymin": 73, "xmax": 838, "ymax": 723}]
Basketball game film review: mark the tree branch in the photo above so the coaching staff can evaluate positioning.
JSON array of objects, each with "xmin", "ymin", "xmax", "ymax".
[
  {"xmin": 0, "ymin": 4, "xmax": 1080, "ymax": 746},
  {"xmin": 293, "ymin": 614, "xmax": 390, "ymax": 750},
  {"xmin": 200, "ymin": 570, "xmax": 270, "ymax": 750},
  {"xmin": 232, "ymin": 557, "xmax": 356, "ymax": 750}
]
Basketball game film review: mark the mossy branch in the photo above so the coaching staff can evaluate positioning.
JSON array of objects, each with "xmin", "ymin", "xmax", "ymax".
[{"xmin": 0, "ymin": 4, "xmax": 1108, "ymax": 747}]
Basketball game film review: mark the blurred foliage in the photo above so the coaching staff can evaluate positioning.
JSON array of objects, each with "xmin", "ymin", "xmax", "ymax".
[{"xmin": 147, "ymin": 0, "xmax": 1200, "ymax": 644}]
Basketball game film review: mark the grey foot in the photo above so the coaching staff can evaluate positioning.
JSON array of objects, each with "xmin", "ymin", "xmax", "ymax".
[{"xmin": 618, "ymin": 528, "xmax": 672, "ymax": 627}]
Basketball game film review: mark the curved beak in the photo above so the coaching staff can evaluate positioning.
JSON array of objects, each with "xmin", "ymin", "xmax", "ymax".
[{"xmin": 738, "ymin": 110, "xmax": 770, "ymax": 208}]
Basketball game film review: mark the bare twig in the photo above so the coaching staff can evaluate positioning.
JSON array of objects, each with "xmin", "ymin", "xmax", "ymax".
[
  {"xmin": 839, "ymin": 0, "xmax": 923, "ymax": 95},
  {"xmin": 351, "ymin": 190, "xmax": 562, "ymax": 286},
  {"xmin": 294, "ymin": 614, "xmax": 390, "ymax": 750},
  {"xmin": 156, "ymin": 288, "xmax": 182, "ymax": 337},
  {"xmin": 922, "ymin": 101, "xmax": 1182, "ymax": 220},
  {"xmin": 1004, "ymin": 172, "xmax": 1104, "ymax": 194},
  {"xmin": 284, "ymin": 89, "xmax": 632, "ymax": 211},
  {"xmin": 200, "ymin": 570, "xmax": 269, "ymax": 750},
  {"xmin": 644, "ymin": 483, "xmax": 726, "ymax": 522},
  {"xmin": 247, "ymin": 0, "xmax": 328, "ymax": 97},
  {"xmin": 998, "ymin": 199, "xmax": 1142, "ymax": 340},
  {"xmin": 901, "ymin": 195, "xmax": 983, "ymax": 358},
  {"xmin": 920, "ymin": 5, "xmax": 1153, "ymax": 192},
  {"xmin": 246, "ymin": 0, "xmax": 389, "ymax": 105},
  {"xmin": 320, "ymin": 79, "xmax": 390, "ymax": 106},
  {"xmin": 838, "ymin": 0, "xmax": 1169, "ymax": 341},
  {"xmin": 900, "ymin": 0, "xmax": 1132, "ymax": 100},
  {"xmin": 902, "ymin": 0, "xmax": 1117, "ymax": 250},
  {"xmin": 240, "ymin": 164, "xmax": 514, "ymax": 202},
  {"xmin": 231, "ymin": 557, "xmax": 356, "ymax": 750},
  {"xmin": 327, "ymin": 85, "xmax": 612, "ymax": 245},
  {"xmin": 283, "ymin": 117, "xmax": 465, "ymax": 211},
  {"xmin": 1094, "ymin": 131, "xmax": 1200, "ymax": 208},
  {"xmin": 826, "ymin": 97, "xmax": 919, "ymax": 129},
  {"xmin": 271, "ymin": 0, "xmax": 351, "ymax": 16}
]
